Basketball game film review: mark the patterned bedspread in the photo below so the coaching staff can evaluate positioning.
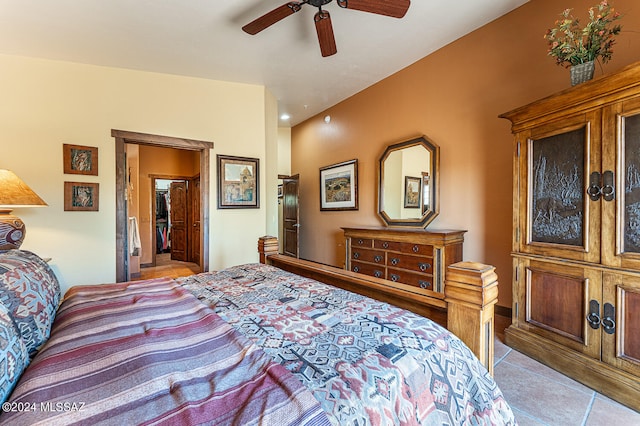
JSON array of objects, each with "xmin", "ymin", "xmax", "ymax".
[
  {"xmin": 1, "ymin": 277, "xmax": 329, "ymax": 426},
  {"xmin": 178, "ymin": 263, "xmax": 516, "ymax": 425}
]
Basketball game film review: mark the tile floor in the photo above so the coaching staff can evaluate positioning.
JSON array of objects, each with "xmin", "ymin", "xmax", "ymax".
[{"xmin": 493, "ymin": 318, "xmax": 640, "ymax": 425}]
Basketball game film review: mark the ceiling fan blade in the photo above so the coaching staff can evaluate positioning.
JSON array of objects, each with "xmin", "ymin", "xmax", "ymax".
[
  {"xmin": 337, "ymin": 0, "xmax": 410, "ymax": 18},
  {"xmin": 242, "ymin": 2, "xmax": 302, "ymax": 35},
  {"xmin": 314, "ymin": 11, "xmax": 337, "ymax": 57}
]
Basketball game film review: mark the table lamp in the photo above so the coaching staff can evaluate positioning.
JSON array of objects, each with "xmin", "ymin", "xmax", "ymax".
[{"xmin": 0, "ymin": 169, "xmax": 48, "ymax": 250}]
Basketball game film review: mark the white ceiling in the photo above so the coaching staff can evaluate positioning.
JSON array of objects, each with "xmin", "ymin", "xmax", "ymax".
[{"xmin": 0, "ymin": 0, "xmax": 527, "ymax": 126}]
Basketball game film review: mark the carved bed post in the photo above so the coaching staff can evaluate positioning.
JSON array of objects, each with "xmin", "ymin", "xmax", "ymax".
[
  {"xmin": 445, "ymin": 261, "xmax": 499, "ymax": 375},
  {"xmin": 258, "ymin": 235, "xmax": 279, "ymax": 263}
]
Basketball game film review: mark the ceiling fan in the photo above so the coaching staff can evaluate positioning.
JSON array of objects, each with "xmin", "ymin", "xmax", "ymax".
[{"xmin": 242, "ymin": 0, "xmax": 411, "ymax": 57}]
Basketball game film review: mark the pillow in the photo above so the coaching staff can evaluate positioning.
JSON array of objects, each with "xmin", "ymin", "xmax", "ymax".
[
  {"xmin": 0, "ymin": 250, "xmax": 60, "ymax": 357},
  {"xmin": 0, "ymin": 301, "xmax": 29, "ymax": 404}
]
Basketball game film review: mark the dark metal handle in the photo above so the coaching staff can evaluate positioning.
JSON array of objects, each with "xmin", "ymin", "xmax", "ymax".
[
  {"xmin": 602, "ymin": 170, "xmax": 615, "ymax": 202},
  {"xmin": 374, "ymin": 255, "xmax": 383, "ymax": 263},
  {"xmin": 353, "ymin": 252, "xmax": 360, "ymax": 259},
  {"xmin": 374, "ymin": 270, "xmax": 382, "ymax": 278},
  {"xmin": 587, "ymin": 299, "xmax": 601, "ymax": 329},
  {"xmin": 587, "ymin": 172, "xmax": 602, "ymax": 201},
  {"xmin": 412, "ymin": 245, "xmax": 419, "ymax": 253},
  {"xmin": 419, "ymin": 280, "xmax": 431, "ymax": 289},
  {"xmin": 382, "ymin": 242, "xmax": 389, "ymax": 249},
  {"xmin": 602, "ymin": 302, "xmax": 616, "ymax": 334},
  {"xmin": 353, "ymin": 266, "xmax": 360, "ymax": 273},
  {"xmin": 390, "ymin": 274, "xmax": 400, "ymax": 282},
  {"xmin": 357, "ymin": 239, "xmax": 364, "ymax": 245},
  {"xmin": 418, "ymin": 262, "xmax": 431, "ymax": 272},
  {"xmin": 390, "ymin": 258, "xmax": 399, "ymax": 266}
]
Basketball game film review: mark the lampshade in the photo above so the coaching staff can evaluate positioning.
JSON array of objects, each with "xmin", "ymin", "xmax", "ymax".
[{"xmin": 0, "ymin": 169, "xmax": 48, "ymax": 250}]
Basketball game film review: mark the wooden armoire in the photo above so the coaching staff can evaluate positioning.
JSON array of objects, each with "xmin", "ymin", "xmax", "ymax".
[{"xmin": 500, "ymin": 62, "xmax": 640, "ymax": 410}]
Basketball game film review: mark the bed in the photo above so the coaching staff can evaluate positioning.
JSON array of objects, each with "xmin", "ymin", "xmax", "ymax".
[{"xmin": 0, "ymin": 239, "xmax": 516, "ymax": 425}]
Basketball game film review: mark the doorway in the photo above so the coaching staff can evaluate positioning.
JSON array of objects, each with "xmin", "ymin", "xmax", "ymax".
[
  {"xmin": 279, "ymin": 174, "xmax": 300, "ymax": 258},
  {"xmin": 113, "ymin": 129, "xmax": 214, "ymax": 282}
]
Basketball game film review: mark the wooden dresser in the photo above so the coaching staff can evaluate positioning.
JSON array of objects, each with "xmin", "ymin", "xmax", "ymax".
[
  {"xmin": 500, "ymin": 62, "xmax": 640, "ymax": 410},
  {"xmin": 343, "ymin": 227, "xmax": 465, "ymax": 304}
]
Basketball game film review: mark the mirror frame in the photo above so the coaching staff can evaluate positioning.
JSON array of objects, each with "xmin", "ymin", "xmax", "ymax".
[{"xmin": 378, "ymin": 135, "xmax": 440, "ymax": 228}]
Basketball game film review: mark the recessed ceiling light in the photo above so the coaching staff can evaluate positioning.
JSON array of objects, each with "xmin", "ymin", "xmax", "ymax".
[
  {"xmin": 280, "ymin": 113, "xmax": 290, "ymax": 120},
  {"xmin": 324, "ymin": 115, "xmax": 331, "ymax": 124}
]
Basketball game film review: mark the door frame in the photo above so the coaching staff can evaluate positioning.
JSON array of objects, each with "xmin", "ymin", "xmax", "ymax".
[{"xmin": 113, "ymin": 129, "xmax": 213, "ymax": 282}]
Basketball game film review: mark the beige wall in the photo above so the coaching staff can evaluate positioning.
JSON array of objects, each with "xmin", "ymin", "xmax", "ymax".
[
  {"xmin": 0, "ymin": 54, "xmax": 276, "ymax": 294},
  {"xmin": 291, "ymin": 0, "xmax": 640, "ymax": 308}
]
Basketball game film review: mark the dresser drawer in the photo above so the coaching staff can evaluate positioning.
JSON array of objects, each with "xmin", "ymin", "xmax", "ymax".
[
  {"xmin": 350, "ymin": 261, "xmax": 385, "ymax": 279},
  {"xmin": 351, "ymin": 237, "xmax": 373, "ymax": 248},
  {"xmin": 374, "ymin": 240, "xmax": 433, "ymax": 256},
  {"xmin": 387, "ymin": 268, "xmax": 434, "ymax": 290},
  {"xmin": 386, "ymin": 253, "xmax": 433, "ymax": 273},
  {"xmin": 351, "ymin": 248, "xmax": 385, "ymax": 264}
]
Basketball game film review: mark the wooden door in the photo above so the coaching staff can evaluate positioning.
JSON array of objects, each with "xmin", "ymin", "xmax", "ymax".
[
  {"xmin": 515, "ymin": 112, "xmax": 601, "ymax": 263},
  {"xmin": 602, "ymin": 273, "xmax": 640, "ymax": 377},
  {"xmin": 188, "ymin": 176, "xmax": 200, "ymax": 265},
  {"xmin": 170, "ymin": 181, "xmax": 187, "ymax": 261},
  {"xmin": 513, "ymin": 257, "xmax": 601, "ymax": 359},
  {"xmin": 282, "ymin": 175, "xmax": 300, "ymax": 258},
  {"xmin": 601, "ymin": 98, "xmax": 640, "ymax": 270}
]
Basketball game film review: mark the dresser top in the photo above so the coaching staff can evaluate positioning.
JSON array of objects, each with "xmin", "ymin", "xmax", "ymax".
[{"xmin": 342, "ymin": 226, "xmax": 466, "ymax": 243}]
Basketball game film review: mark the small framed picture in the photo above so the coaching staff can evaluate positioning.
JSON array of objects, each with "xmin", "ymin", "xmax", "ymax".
[
  {"xmin": 319, "ymin": 159, "xmax": 358, "ymax": 211},
  {"xmin": 63, "ymin": 144, "xmax": 98, "ymax": 175},
  {"xmin": 404, "ymin": 176, "xmax": 421, "ymax": 208},
  {"xmin": 278, "ymin": 184, "xmax": 283, "ymax": 198},
  {"xmin": 64, "ymin": 182, "xmax": 99, "ymax": 211},
  {"xmin": 217, "ymin": 154, "xmax": 259, "ymax": 209}
]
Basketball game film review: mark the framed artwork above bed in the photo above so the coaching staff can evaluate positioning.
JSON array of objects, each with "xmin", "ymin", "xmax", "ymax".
[
  {"xmin": 217, "ymin": 154, "xmax": 259, "ymax": 209},
  {"xmin": 64, "ymin": 182, "xmax": 99, "ymax": 211},
  {"xmin": 63, "ymin": 144, "xmax": 98, "ymax": 176},
  {"xmin": 319, "ymin": 159, "xmax": 358, "ymax": 211}
]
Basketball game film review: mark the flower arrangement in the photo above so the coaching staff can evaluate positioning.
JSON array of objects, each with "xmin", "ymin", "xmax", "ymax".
[{"xmin": 545, "ymin": 1, "xmax": 622, "ymax": 68}]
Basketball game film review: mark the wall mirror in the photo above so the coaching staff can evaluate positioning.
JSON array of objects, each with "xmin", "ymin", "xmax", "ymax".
[{"xmin": 378, "ymin": 136, "xmax": 439, "ymax": 227}]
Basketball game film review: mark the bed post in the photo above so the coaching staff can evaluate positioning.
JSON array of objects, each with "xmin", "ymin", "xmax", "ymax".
[
  {"xmin": 258, "ymin": 235, "xmax": 279, "ymax": 263},
  {"xmin": 444, "ymin": 261, "xmax": 499, "ymax": 375}
]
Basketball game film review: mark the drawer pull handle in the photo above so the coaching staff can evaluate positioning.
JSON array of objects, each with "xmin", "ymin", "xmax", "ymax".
[
  {"xmin": 382, "ymin": 242, "xmax": 389, "ymax": 249},
  {"xmin": 374, "ymin": 255, "xmax": 383, "ymax": 263},
  {"xmin": 419, "ymin": 281, "xmax": 431, "ymax": 289},
  {"xmin": 353, "ymin": 252, "xmax": 360, "ymax": 259},
  {"xmin": 358, "ymin": 239, "xmax": 364, "ymax": 245},
  {"xmin": 374, "ymin": 270, "xmax": 382, "ymax": 278},
  {"xmin": 390, "ymin": 258, "xmax": 399, "ymax": 266},
  {"xmin": 353, "ymin": 266, "xmax": 360, "ymax": 273},
  {"xmin": 412, "ymin": 245, "xmax": 419, "ymax": 253},
  {"xmin": 418, "ymin": 262, "xmax": 431, "ymax": 272},
  {"xmin": 390, "ymin": 274, "xmax": 400, "ymax": 282}
]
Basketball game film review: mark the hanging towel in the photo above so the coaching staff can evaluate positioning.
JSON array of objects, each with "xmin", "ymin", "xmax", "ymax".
[{"xmin": 128, "ymin": 217, "xmax": 142, "ymax": 256}]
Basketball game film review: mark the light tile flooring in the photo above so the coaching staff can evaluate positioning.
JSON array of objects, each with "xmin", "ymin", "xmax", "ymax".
[{"xmin": 493, "ymin": 318, "xmax": 640, "ymax": 425}]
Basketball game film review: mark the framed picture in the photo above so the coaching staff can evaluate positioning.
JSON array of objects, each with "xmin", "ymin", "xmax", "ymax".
[
  {"xmin": 277, "ymin": 184, "xmax": 283, "ymax": 198},
  {"xmin": 63, "ymin": 144, "xmax": 98, "ymax": 175},
  {"xmin": 404, "ymin": 176, "xmax": 421, "ymax": 208},
  {"xmin": 64, "ymin": 182, "xmax": 99, "ymax": 211},
  {"xmin": 319, "ymin": 159, "xmax": 358, "ymax": 211},
  {"xmin": 217, "ymin": 154, "xmax": 259, "ymax": 209}
]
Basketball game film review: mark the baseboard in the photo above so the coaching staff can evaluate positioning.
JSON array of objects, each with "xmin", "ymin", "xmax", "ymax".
[{"xmin": 494, "ymin": 305, "xmax": 511, "ymax": 318}]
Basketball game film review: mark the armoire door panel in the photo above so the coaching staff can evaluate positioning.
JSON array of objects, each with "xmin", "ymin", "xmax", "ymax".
[
  {"xmin": 602, "ymin": 100, "xmax": 640, "ymax": 270},
  {"xmin": 517, "ymin": 112, "xmax": 601, "ymax": 263},
  {"xmin": 518, "ymin": 260, "xmax": 601, "ymax": 358},
  {"xmin": 602, "ymin": 273, "xmax": 640, "ymax": 377}
]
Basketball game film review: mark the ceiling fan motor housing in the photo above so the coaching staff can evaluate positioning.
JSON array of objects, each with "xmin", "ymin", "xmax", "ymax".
[{"xmin": 307, "ymin": 0, "xmax": 333, "ymax": 7}]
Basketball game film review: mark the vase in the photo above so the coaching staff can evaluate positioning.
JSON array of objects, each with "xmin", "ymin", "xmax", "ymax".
[{"xmin": 570, "ymin": 61, "xmax": 595, "ymax": 86}]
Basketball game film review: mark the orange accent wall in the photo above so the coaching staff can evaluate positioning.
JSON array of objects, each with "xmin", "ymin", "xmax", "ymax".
[{"xmin": 291, "ymin": 0, "xmax": 640, "ymax": 307}]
